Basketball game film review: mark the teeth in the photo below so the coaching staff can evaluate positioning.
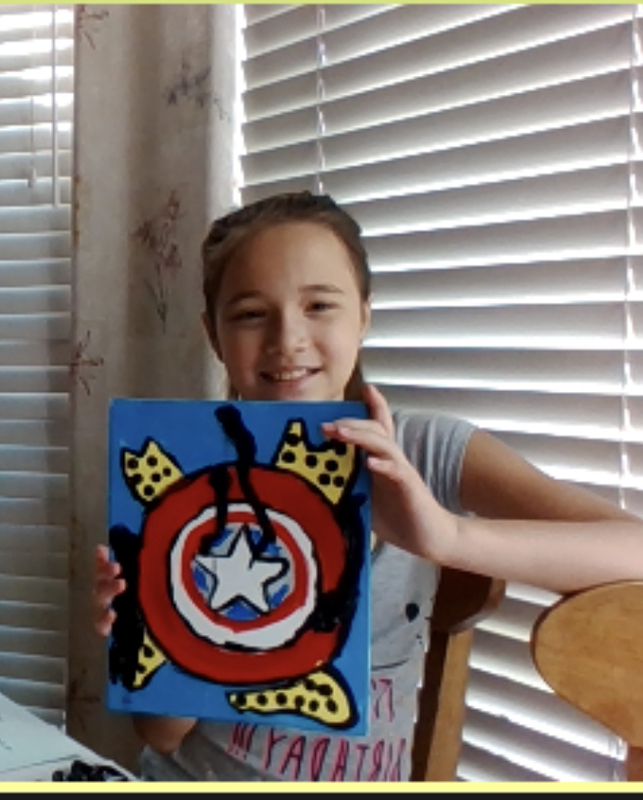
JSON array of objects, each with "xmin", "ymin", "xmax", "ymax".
[{"xmin": 269, "ymin": 369, "xmax": 309, "ymax": 381}]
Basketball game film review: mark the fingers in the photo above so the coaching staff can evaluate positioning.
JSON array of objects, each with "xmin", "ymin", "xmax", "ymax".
[
  {"xmin": 324, "ymin": 383, "xmax": 394, "ymax": 439},
  {"xmin": 364, "ymin": 455, "xmax": 403, "ymax": 479},
  {"xmin": 94, "ymin": 573, "xmax": 126, "ymax": 607},
  {"xmin": 95, "ymin": 607, "xmax": 117, "ymax": 639},
  {"xmin": 362, "ymin": 383, "xmax": 395, "ymax": 439},
  {"xmin": 323, "ymin": 390, "xmax": 410, "ymax": 483},
  {"xmin": 95, "ymin": 543, "xmax": 122, "ymax": 577},
  {"xmin": 93, "ymin": 544, "xmax": 126, "ymax": 637},
  {"xmin": 93, "ymin": 575, "xmax": 125, "ymax": 637},
  {"xmin": 322, "ymin": 418, "xmax": 403, "ymax": 471},
  {"xmin": 96, "ymin": 543, "xmax": 110, "ymax": 561},
  {"xmin": 95, "ymin": 544, "xmax": 117, "ymax": 577}
]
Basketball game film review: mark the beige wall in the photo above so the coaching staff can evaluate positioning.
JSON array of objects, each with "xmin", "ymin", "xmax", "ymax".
[{"xmin": 68, "ymin": 4, "xmax": 236, "ymax": 771}]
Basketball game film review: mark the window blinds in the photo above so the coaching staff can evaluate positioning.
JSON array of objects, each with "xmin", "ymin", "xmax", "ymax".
[
  {"xmin": 0, "ymin": 4, "xmax": 73, "ymax": 728},
  {"xmin": 239, "ymin": 3, "xmax": 638, "ymax": 781}
]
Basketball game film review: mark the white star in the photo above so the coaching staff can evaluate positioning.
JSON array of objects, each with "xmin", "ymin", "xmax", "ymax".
[{"xmin": 194, "ymin": 525, "xmax": 287, "ymax": 615}]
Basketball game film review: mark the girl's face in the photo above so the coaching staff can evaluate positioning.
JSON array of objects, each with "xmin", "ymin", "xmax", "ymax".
[{"xmin": 209, "ymin": 221, "xmax": 370, "ymax": 402}]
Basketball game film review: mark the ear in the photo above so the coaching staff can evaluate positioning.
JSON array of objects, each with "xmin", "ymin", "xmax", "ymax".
[{"xmin": 201, "ymin": 311, "xmax": 223, "ymax": 360}]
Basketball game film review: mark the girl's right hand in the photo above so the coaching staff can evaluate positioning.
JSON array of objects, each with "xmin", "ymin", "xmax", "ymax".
[{"xmin": 93, "ymin": 544, "xmax": 126, "ymax": 638}]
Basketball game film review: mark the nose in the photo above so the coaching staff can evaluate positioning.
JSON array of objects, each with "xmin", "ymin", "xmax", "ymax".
[{"xmin": 265, "ymin": 308, "xmax": 308, "ymax": 355}]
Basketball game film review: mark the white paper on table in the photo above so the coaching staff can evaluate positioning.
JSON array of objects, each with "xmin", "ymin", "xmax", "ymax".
[
  {"xmin": 0, "ymin": 717, "xmax": 85, "ymax": 774},
  {"xmin": 0, "ymin": 693, "xmax": 138, "ymax": 781},
  {"xmin": 0, "ymin": 694, "xmax": 85, "ymax": 775}
]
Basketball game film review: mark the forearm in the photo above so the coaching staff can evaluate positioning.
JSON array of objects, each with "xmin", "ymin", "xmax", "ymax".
[
  {"xmin": 445, "ymin": 515, "xmax": 643, "ymax": 594},
  {"xmin": 132, "ymin": 714, "xmax": 197, "ymax": 755},
  {"xmin": 323, "ymin": 400, "xmax": 643, "ymax": 594}
]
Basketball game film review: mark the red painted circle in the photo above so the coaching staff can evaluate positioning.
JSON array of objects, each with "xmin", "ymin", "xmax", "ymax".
[{"xmin": 138, "ymin": 466, "xmax": 348, "ymax": 685}]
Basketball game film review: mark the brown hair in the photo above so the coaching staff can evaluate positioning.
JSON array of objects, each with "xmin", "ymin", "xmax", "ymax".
[{"xmin": 201, "ymin": 191, "xmax": 371, "ymax": 400}]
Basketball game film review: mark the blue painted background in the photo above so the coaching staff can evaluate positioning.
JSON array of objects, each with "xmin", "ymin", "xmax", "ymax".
[{"xmin": 106, "ymin": 398, "xmax": 372, "ymax": 736}]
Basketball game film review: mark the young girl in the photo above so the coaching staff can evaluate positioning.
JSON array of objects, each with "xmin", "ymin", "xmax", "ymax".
[{"xmin": 94, "ymin": 191, "xmax": 643, "ymax": 782}]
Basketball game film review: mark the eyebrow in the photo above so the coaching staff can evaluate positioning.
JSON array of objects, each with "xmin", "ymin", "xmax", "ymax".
[
  {"xmin": 223, "ymin": 291, "xmax": 263, "ymax": 309},
  {"xmin": 223, "ymin": 284, "xmax": 345, "ymax": 309},
  {"xmin": 300, "ymin": 284, "xmax": 345, "ymax": 295}
]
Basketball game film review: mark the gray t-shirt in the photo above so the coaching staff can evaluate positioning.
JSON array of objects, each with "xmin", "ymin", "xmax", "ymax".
[{"xmin": 139, "ymin": 409, "xmax": 476, "ymax": 782}]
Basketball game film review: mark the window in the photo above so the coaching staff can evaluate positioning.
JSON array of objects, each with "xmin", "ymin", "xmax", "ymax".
[
  {"xmin": 238, "ymin": 3, "xmax": 639, "ymax": 780},
  {"xmin": 0, "ymin": 4, "xmax": 74, "ymax": 728}
]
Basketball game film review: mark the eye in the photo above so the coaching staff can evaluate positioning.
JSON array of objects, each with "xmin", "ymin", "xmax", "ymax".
[
  {"xmin": 229, "ymin": 308, "xmax": 266, "ymax": 322},
  {"xmin": 308, "ymin": 300, "xmax": 336, "ymax": 313}
]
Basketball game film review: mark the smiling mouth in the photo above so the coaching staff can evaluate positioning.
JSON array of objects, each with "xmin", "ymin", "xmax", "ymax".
[{"xmin": 261, "ymin": 368, "xmax": 320, "ymax": 383}]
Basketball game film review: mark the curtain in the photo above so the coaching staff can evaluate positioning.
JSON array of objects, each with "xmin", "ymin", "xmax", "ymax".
[{"xmin": 68, "ymin": 3, "xmax": 237, "ymax": 772}]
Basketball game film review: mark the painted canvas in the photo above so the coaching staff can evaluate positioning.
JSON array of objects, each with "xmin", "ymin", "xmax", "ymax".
[{"xmin": 105, "ymin": 398, "xmax": 371, "ymax": 736}]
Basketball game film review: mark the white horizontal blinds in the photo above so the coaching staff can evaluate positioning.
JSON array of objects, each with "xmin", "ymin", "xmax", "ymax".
[
  {"xmin": 239, "ymin": 3, "xmax": 636, "ymax": 782},
  {"xmin": 241, "ymin": 3, "xmax": 397, "ymax": 198},
  {"xmin": 621, "ymin": 11, "xmax": 643, "ymax": 522},
  {"xmin": 0, "ymin": 5, "xmax": 73, "ymax": 728}
]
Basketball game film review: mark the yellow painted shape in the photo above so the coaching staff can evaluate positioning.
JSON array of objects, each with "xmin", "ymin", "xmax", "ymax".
[
  {"xmin": 132, "ymin": 628, "xmax": 167, "ymax": 690},
  {"xmin": 122, "ymin": 440, "xmax": 183, "ymax": 505},
  {"xmin": 274, "ymin": 420, "xmax": 356, "ymax": 505},
  {"xmin": 228, "ymin": 669, "xmax": 354, "ymax": 728}
]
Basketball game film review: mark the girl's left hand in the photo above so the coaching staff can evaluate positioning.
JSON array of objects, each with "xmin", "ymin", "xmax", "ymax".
[{"xmin": 322, "ymin": 383, "xmax": 456, "ymax": 563}]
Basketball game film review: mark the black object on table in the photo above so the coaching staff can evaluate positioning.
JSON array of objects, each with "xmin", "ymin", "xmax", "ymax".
[{"xmin": 51, "ymin": 759, "xmax": 130, "ymax": 781}]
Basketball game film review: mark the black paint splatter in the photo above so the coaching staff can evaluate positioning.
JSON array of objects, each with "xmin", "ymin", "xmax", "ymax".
[
  {"xmin": 213, "ymin": 405, "xmax": 277, "ymax": 556},
  {"xmin": 107, "ymin": 525, "xmax": 145, "ymax": 691}
]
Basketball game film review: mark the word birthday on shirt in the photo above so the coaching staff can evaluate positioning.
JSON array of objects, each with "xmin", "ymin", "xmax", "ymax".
[
  {"xmin": 225, "ymin": 677, "xmax": 406, "ymax": 781},
  {"xmin": 105, "ymin": 398, "xmax": 372, "ymax": 736}
]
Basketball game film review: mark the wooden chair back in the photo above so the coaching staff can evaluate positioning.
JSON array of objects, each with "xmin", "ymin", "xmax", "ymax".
[
  {"xmin": 531, "ymin": 580, "xmax": 643, "ymax": 782},
  {"xmin": 411, "ymin": 567, "xmax": 505, "ymax": 780}
]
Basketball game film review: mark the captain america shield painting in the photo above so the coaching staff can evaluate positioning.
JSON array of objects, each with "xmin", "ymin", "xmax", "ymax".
[{"xmin": 106, "ymin": 399, "xmax": 371, "ymax": 735}]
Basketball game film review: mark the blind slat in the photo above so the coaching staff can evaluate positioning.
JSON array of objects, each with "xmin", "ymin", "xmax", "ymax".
[
  {"xmin": 0, "ymin": 343, "xmax": 71, "ymax": 369},
  {"xmin": 0, "ymin": 601, "xmax": 65, "ymax": 630},
  {"xmin": 363, "ymin": 348, "xmax": 624, "ymax": 394},
  {"xmin": 0, "ymin": 524, "xmax": 67, "ymax": 549},
  {"xmin": 0, "ymin": 181, "xmax": 71, "ymax": 209},
  {"xmin": 0, "ymin": 314, "xmax": 70, "ymax": 341},
  {"xmin": 0, "ymin": 206, "xmax": 70, "ymax": 233},
  {"xmin": 369, "ymin": 304, "xmax": 626, "ymax": 348},
  {"xmin": 458, "ymin": 741, "xmax": 552, "ymax": 782},
  {"xmin": 0, "ymin": 45, "xmax": 73, "ymax": 74},
  {"xmin": 243, "ymin": 5, "xmax": 316, "ymax": 58},
  {"xmin": 1, "ymin": 473, "xmax": 67, "ymax": 501},
  {"xmin": 365, "ymin": 211, "xmax": 627, "ymax": 272},
  {"xmin": 0, "ymin": 629, "xmax": 65, "ymax": 660},
  {"xmin": 0, "ymin": 445, "xmax": 68, "ymax": 473},
  {"xmin": 0, "ymin": 125, "xmax": 72, "ymax": 154},
  {"xmin": 462, "ymin": 707, "xmax": 621, "ymax": 782},
  {"xmin": 0, "ymin": 394, "xmax": 68, "ymax": 420},
  {"xmin": 370, "ymin": 257, "xmax": 626, "ymax": 307},
  {"xmin": 467, "ymin": 669, "xmax": 621, "ymax": 757},
  {"xmin": 0, "ymin": 259, "xmax": 70, "ymax": 287},
  {"xmin": 0, "ymin": 574, "xmax": 66, "ymax": 605},
  {"xmin": 379, "ymin": 385, "xmax": 624, "ymax": 447},
  {"xmin": 0, "ymin": 652, "xmax": 64, "ymax": 686},
  {"xmin": 0, "ymin": 680, "xmax": 65, "ymax": 714},
  {"xmin": 0, "ymin": 498, "xmax": 68, "ymax": 527},
  {"xmin": 0, "ymin": 286, "xmax": 69, "ymax": 313},
  {"xmin": 347, "ymin": 165, "xmax": 630, "ymax": 235}
]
